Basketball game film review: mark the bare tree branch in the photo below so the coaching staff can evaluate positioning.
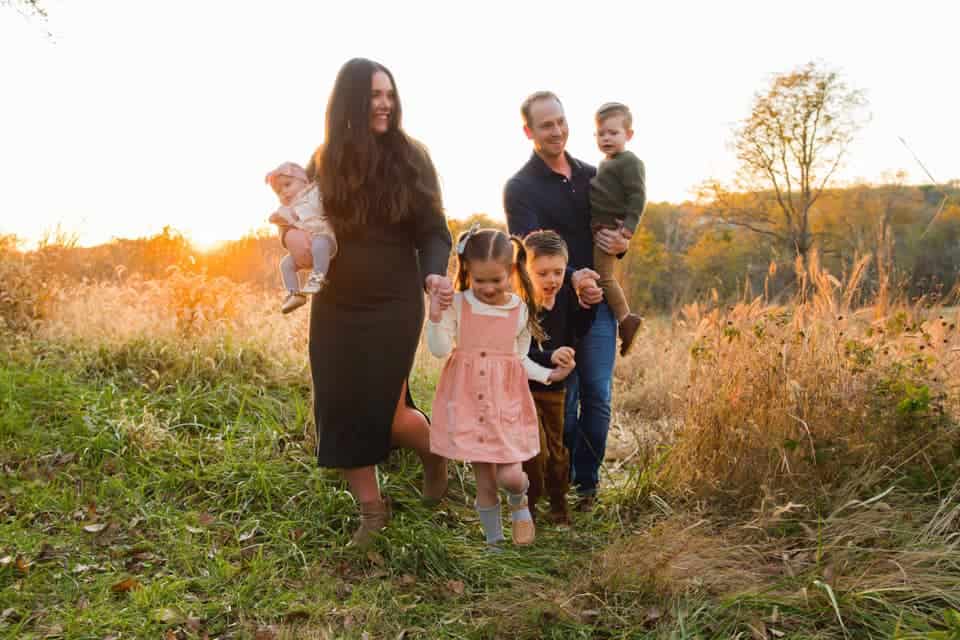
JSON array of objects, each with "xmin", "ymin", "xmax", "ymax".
[{"xmin": 716, "ymin": 61, "xmax": 868, "ymax": 264}]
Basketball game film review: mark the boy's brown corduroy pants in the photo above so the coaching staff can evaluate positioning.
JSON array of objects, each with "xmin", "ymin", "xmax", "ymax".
[{"xmin": 522, "ymin": 389, "xmax": 569, "ymax": 515}]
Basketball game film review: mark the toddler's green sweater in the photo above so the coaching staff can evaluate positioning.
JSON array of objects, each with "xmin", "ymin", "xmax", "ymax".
[{"xmin": 589, "ymin": 150, "xmax": 646, "ymax": 233}]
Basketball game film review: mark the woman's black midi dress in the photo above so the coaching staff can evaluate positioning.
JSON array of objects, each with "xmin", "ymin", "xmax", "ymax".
[{"xmin": 309, "ymin": 203, "xmax": 451, "ymax": 468}]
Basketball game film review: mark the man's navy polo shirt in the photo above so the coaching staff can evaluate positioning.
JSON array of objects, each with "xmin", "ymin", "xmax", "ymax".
[{"xmin": 503, "ymin": 152, "xmax": 597, "ymax": 271}]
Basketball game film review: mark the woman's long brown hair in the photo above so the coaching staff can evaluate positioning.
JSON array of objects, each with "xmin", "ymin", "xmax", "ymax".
[
  {"xmin": 314, "ymin": 58, "xmax": 443, "ymax": 236},
  {"xmin": 454, "ymin": 228, "xmax": 546, "ymax": 343}
]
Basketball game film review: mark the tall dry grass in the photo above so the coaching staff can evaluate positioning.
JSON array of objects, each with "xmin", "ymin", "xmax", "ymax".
[
  {"xmin": 655, "ymin": 252, "xmax": 960, "ymax": 504},
  {"xmin": 31, "ymin": 268, "xmax": 313, "ymax": 390},
  {"xmin": 7, "ymin": 243, "xmax": 958, "ymax": 508}
]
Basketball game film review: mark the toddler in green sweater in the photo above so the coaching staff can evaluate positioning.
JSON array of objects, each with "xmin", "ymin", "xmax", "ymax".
[{"xmin": 590, "ymin": 102, "xmax": 646, "ymax": 356}]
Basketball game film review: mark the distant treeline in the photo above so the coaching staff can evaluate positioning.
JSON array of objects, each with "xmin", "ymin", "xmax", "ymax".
[{"xmin": 6, "ymin": 180, "xmax": 959, "ymax": 310}]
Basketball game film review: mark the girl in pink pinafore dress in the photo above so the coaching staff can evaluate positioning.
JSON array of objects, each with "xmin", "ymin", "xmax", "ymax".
[{"xmin": 427, "ymin": 226, "xmax": 568, "ymax": 548}]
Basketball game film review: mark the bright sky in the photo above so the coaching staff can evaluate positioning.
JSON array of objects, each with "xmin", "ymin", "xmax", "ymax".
[{"xmin": 2, "ymin": 0, "xmax": 958, "ymax": 249}]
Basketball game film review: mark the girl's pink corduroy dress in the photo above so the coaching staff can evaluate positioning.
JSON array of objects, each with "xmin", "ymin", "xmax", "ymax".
[{"xmin": 430, "ymin": 298, "xmax": 540, "ymax": 464}]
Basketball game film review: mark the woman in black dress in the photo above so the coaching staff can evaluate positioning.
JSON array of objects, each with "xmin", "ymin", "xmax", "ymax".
[{"xmin": 309, "ymin": 58, "xmax": 453, "ymax": 546}]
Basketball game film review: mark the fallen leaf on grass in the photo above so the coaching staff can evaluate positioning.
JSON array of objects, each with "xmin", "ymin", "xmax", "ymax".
[
  {"xmin": 197, "ymin": 512, "xmax": 215, "ymax": 526},
  {"xmin": 152, "ymin": 607, "xmax": 183, "ymax": 624},
  {"xmin": 111, "ymin": 578, "xmax": 142, "ymax": 593},
  {"xmin": 748, "ymin": 618, "xmax": 768, "ymax": 639},
  {"xmin": 366, "ymin": 551, "xmax": 385, "ymax": 566},
  {"xmin": 83, "ymin": 523, "xmax": 109, "ymax": 534},
  {"xmin": 35, "ymin": 543, "xmax": 59, "ymax": 563},
  {"xmin": 55, "ymin": 452, "xmax": 76, "ymax": 466},
  {"xmin": 282, "ymin": 609, "xmax": 310, "ymax": 624},
  {"xmin": 15, "ymin": 556, "xmax": 29, "ymax": 574},
  {"xmin": 400, "ymin": 574, "xmax": 416, "ymax": 586},
  {"xmin": 72, "ymin": 564, "xmax": 98, "ymax": 574},
  {"xmin": 445, "ymin": 579, "xmax": 465, "ymax": 595},
  {"xmin": 822, "ymin": 563, "xmax": 836, "ymax": 585},
  {"xmin": 254, "ymin": 626, "xmax": 277, "ymax": 640}
]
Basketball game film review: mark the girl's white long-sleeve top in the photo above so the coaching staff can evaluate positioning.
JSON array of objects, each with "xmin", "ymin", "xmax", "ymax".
[{"xmin": 426, "ymin": 290, "xmax": 553, "ymax": 385}]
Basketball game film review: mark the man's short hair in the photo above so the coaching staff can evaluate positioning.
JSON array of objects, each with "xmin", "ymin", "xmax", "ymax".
[
  {"xmin": 521, "ymin": 91, "xmax": 562, "ymax": 128},
  {"xmin": 595, "ymin": 102, "xmax": 633, "ymax": 130}
]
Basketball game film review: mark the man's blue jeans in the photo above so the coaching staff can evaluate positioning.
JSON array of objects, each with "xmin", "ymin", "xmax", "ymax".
[{"xmin": 563, "ymin": 301, "xmax": 616, "ymax": 496}]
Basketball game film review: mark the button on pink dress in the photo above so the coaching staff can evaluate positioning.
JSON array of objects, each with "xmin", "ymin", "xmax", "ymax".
[{"xmin": 430, "ymin": 298, "xmax": 540, "ymax": 464}]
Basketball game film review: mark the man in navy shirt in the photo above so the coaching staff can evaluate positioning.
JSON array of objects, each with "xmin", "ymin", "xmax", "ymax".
[{"xmin": 504, "ymin": 91, "xmax": 630, "ymax": 511}]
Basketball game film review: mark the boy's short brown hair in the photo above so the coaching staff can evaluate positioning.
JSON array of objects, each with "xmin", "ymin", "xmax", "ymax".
[{"xmin": 595, "ymin": 102, "xmax": 633, "ymax": 130}]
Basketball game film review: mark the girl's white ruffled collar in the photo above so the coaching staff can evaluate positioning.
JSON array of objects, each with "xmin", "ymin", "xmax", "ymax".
[{"xmin": 462, "ymin": 289, "xmax": 521, "ymax": 311}]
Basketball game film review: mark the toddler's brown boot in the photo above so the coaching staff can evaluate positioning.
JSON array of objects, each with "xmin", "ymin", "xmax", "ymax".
[{"xmin": 618, "ymin": 313, "xmax": 643, "ymax": 356}]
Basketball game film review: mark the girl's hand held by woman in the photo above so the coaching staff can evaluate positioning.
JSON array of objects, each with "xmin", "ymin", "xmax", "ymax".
[{"xmin": 425, "ymin": 274, "xmax": 454, "ymax": 310}]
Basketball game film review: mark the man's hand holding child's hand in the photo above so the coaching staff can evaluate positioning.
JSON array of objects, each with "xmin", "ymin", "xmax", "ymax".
[
  {"xmin": 551, "ymin": 347, "xmax": 576, "ymax": 369},
  {"xmin": 571, "ymin": 269, "xmax": 603, "ymax": 308},
  {"xmin": 548, "ymin": 347, "xmax": 576, "ymax": 383}
]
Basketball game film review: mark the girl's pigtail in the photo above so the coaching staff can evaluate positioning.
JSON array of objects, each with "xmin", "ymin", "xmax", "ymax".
[
  {"xmin": 454, "ymin": 229, "xmax": 473, "ymax": 291},
  {"xmin": 511, "ymin": 236, "xmax": 547, "ymax": 344}
]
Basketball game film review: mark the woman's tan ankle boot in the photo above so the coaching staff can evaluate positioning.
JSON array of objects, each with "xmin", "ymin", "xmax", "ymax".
[{"xmin": 350, "ymin": 497, "xmax": 391, "ymax": 547}]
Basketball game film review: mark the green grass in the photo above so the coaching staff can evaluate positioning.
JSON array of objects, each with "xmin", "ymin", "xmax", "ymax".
[{"xmin": 2, "ymin": 338, "xmax": 959, "ymax": 639}]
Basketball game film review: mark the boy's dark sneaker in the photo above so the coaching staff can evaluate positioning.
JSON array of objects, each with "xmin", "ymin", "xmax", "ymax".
[
  {"xmin": 574, "ymin": 495, "xmax": 596, "ymax": 513},
  {"xmin": 618, "ymin": 313, "xmax": 643, "ymax": 356}
]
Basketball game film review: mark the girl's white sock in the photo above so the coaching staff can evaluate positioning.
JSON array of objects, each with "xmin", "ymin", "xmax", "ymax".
[{"xmin": 475, "ymin": 500, "xmax": 505, "ymax": 545}]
